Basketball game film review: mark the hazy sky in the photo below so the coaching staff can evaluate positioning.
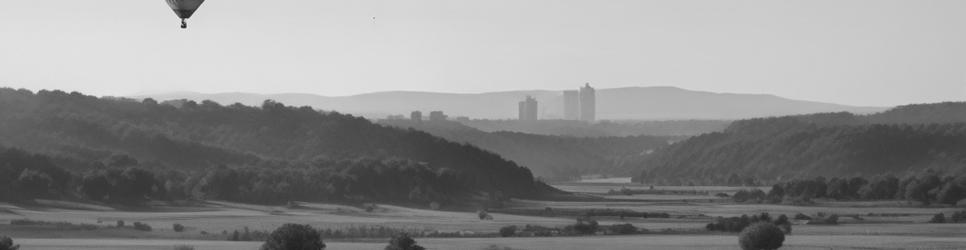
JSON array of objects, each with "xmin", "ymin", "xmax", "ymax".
[{"xmin": 1, "ymin": 0, "xmax": 964, "ymax": 106}]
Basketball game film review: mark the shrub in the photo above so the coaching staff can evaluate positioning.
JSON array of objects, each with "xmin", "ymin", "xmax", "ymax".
[
  {"xmin": 385, "ymin": 233, "xmax": 425, "ymax": 250},
  {"xmin": 570, "ymin": 218, "xmax": 599, "ymax": 235},
  {"xmin": 173, "ymin": 223, "xmax": 186, "ymax": 232},
  {"xmin": 950, "ymin": 210, "xmax": 966, "ymax": 223},
  {"xmin": 260, "ymin": 224, "xmax": 326, "ymax": 250},
  {"xmin": 172, "ymin": 245, "xmax": 195, "ymax": 250},
  {"xmin": 738, "ymin": 222, "xmax": 785, "ymax": 250},
  {"xmin": 0, "ymin": 236, "xmax": 19, "ymax": 250},
  {"xmin": 499, "ymin": 225, "xmax": 517, "ymax": 237},
  {"xmin": 929, "ymin": 213, "xmax": 946, "ymax": 223},
  {"xmin": 133, "ymin": 222, "xmax": 153, "ymax": 231},
  {"xmin": 606, "ymin": 223, "xmax": 638, "ymax": 235},
  {"xmin": 806, "ymin": 214, "xmax": 838, "ymax": 225}
]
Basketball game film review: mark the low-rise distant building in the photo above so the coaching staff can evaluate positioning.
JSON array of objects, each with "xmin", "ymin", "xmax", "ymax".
[
  {"xmin": 456, "ymin": 116, "xmax": 470, "ymax": 122},
  {"xmin": 386, "ymin": 114, "xmax": 406, "ymax": 120},
  {"xmin": 410, "ymin": 111, "xmax": 423, "ymax": 122},
  {"xmin": 429, "ymin": 111, "xmax": 447, "ymax": 121},
  {"xmin": 563, "ymin": 90, "xmax": 579, "ymax": 120}
]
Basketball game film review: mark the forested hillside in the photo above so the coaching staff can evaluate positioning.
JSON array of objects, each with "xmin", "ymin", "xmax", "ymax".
[
  {"xmin": 0, "ymin": 88, "xmax": 554, "ymax": 205},
  {"xmin": 380, "ymin": 120, "xmax": 674, "ymax": 180},
  {"xmin": 637, "ymin": 103, "xmax": 966, "ymax": 185}
]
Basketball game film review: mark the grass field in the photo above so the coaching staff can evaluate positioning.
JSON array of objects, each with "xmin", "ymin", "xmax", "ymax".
[
  {"xmin": 3, "ymin": 182, "xmax": 966, "ymax": 249},
  {"xmin": 16, "ymin": 235, "xmax": 966, "ymax": 250}
]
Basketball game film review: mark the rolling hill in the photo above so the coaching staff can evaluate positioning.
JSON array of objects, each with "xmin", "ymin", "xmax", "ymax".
[
  {"xmin": 636, "ymin": 102, "xmax": 966, "ymax": 185},
  {"xmin": 0, "ymin": 88, "xmax": 555, "ymax": 203}
]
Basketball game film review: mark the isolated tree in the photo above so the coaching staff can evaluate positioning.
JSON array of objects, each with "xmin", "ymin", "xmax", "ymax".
[
  {"xmin": 0, "ymin": 236, "xmax": 19, "ymax": 250},
  {"xmin": 738, "ymin": 222, "xmax": 785, "ymax": 250},
  {"xmin": 385, "ymin": 233, "xmax": 425, "ymax": 250},
  {"xmin": 572, "ymin": 218, "xmax": 599, "ymax": 235},
  {"xmin": 774, "ymin": 214, "xmax": 792, "ymax": 235},
  {"xmin": 260, "ymin": 224, "xmax": 326, "ymax": 250},
  {"xmin": 499, "ymin": 225, "xmax": 517, "ymax": 237}
]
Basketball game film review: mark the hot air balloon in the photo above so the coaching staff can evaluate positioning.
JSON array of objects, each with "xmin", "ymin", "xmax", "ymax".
[{"xmin": 166, "ymin": 0, "xmax": 205, "ymax": 29}]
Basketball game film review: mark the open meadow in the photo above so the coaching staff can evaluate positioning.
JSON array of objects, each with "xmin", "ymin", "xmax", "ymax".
[{"xmin": 3, "ymin": 182, "xmax": 966, "ymax": 249}]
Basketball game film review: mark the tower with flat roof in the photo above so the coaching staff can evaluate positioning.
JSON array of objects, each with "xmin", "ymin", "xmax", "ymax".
[
  {"xmin": 518, "ymin": 96, "xmax": 538, "ymax": 121},
  {"xmin": 579, "ymin": 83, "xmax": 596, "ymax": 122}
]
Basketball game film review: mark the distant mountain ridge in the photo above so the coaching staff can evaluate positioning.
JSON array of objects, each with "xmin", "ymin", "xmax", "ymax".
[{"xmin": 136, "ymin": 86, "xmax": 886, "ymax": 120}]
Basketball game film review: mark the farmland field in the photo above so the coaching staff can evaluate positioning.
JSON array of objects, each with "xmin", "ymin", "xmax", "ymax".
[{"xmin": 3, "ymin": 182, "xmax": 966, "ymax": 249}]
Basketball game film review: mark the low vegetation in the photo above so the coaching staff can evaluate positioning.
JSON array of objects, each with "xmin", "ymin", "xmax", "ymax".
[
  {"xmin": 385, "ymin": 233, "xmax": 425, "ymax": 250},
  {"xmin": 9, "ymin": 219, "xmax": 99, "ymax": 230},
  {"xmin": 0, "ymin": 236, "xmax": 19, "ymax": 250},
  {"xmin": 260, "ymin": 224, "xmax": 326, "ymax": 250},
  {"xmin": 706, "ymin": 213, "xmax": 792, "ymax": 234},
  {"xmin": 929, "ymin": 210, "xmax": 966, "ymax": 224},
  {"xmin": 738, "ymin": 222, "xmax": 785, "ymax": 250}
]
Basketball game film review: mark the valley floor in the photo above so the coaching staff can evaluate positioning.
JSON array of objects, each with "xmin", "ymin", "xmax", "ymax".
[{"xmin": 3, "ymin": 182, "xmax": 966, "ymax": 249}]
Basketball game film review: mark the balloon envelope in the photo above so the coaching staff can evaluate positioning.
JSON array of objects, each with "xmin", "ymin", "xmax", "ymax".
[{"xmin": 166, "ymin": 0, "xmax": 205, "ymax": 19}]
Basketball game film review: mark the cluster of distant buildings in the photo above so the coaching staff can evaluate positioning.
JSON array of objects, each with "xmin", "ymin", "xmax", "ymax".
[
  {"xmin": 519, "ymin": 83, "xmax": 596, "ymax": 122},
  {"xmin": 392, "ymin": 83, "xmax": 597, "ymax": 123}
]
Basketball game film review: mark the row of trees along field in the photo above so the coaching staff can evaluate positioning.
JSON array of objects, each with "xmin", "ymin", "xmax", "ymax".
[
  {"xmin": 0, "ymin": 147, "xmax": 481, "ymax": 205},
  {"xmin": 0, "ymin": 88, "xmax": 561, "ymax": 205},
  {"xmin": 733, "ymin": 171, "xmax": 966, "ymax": 205},
  {"xmin": 638, "ymin": 103, "xmax": 966, "ymax": 185}
]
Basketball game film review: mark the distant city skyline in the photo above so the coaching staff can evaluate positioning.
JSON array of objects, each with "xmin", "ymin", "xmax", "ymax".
[{"xmin": 2, "ymin": 1, "xmax": 965, "ymax": 107}]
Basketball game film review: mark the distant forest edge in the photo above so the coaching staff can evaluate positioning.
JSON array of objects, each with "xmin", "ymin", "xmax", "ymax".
[
  {"xmin": 456, "ymin": 119, "xmax": 731, "ymax": 137},
  {"xmin": 637, "ymin": 102, "xmax": 966, "ymax": 185},
  {"xmin": 379, "ymin": 119, "xmax": 677, "ymax": 181},
  {"xmin": 0, "ymin": 88, "xmax": 560, "ymax": 206}
]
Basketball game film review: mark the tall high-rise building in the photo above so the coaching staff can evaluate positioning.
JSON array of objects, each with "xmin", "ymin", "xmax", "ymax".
[
  {"xmin": 563, "ymin": 90, "xmax": 579, "ymax": 120},
  {"xmin": 518, "ymin": 96, "xmax": 538, "ymax": 121},
  {"xmin": 579, "ymin": 83, "xmax": 596, "ymax": 122}
]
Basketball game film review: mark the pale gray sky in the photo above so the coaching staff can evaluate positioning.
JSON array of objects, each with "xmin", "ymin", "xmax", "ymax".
[{"xmin": 1, "ymin": 0, "xmax": 964, "ymax": 106}]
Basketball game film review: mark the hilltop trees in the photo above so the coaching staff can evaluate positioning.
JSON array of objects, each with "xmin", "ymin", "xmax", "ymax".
[{"xmin": 79, "ymin": 168, "xmax": 160, "ymax": 205}]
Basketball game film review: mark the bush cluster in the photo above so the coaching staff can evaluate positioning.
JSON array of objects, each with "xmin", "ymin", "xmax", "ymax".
[{"xmin": 706, "ymin": 213, "xmax": 791, "ymax": 234}]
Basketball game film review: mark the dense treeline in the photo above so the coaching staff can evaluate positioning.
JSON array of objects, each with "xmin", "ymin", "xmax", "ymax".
[
  {"xmin": 0, "ymin": 88, "xmax": 556, "ymax": 204},
  {"xmin": 380, "ymin": 120, "xmax": 673, "ymax": 180},
  {"xmin": 638, "ymin": 103, "xmax": 966, "ymax": 185},
  {"xmin": 458, "ymin": 119, "xmax": 730, "ymax": 137},
  {"xmin": 0, "ymin": 146, "xmax": 468, "ymax": 205},
  {"xmin": 737, "ymin": 172, "xmax": 966, "ymax": 205}
]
